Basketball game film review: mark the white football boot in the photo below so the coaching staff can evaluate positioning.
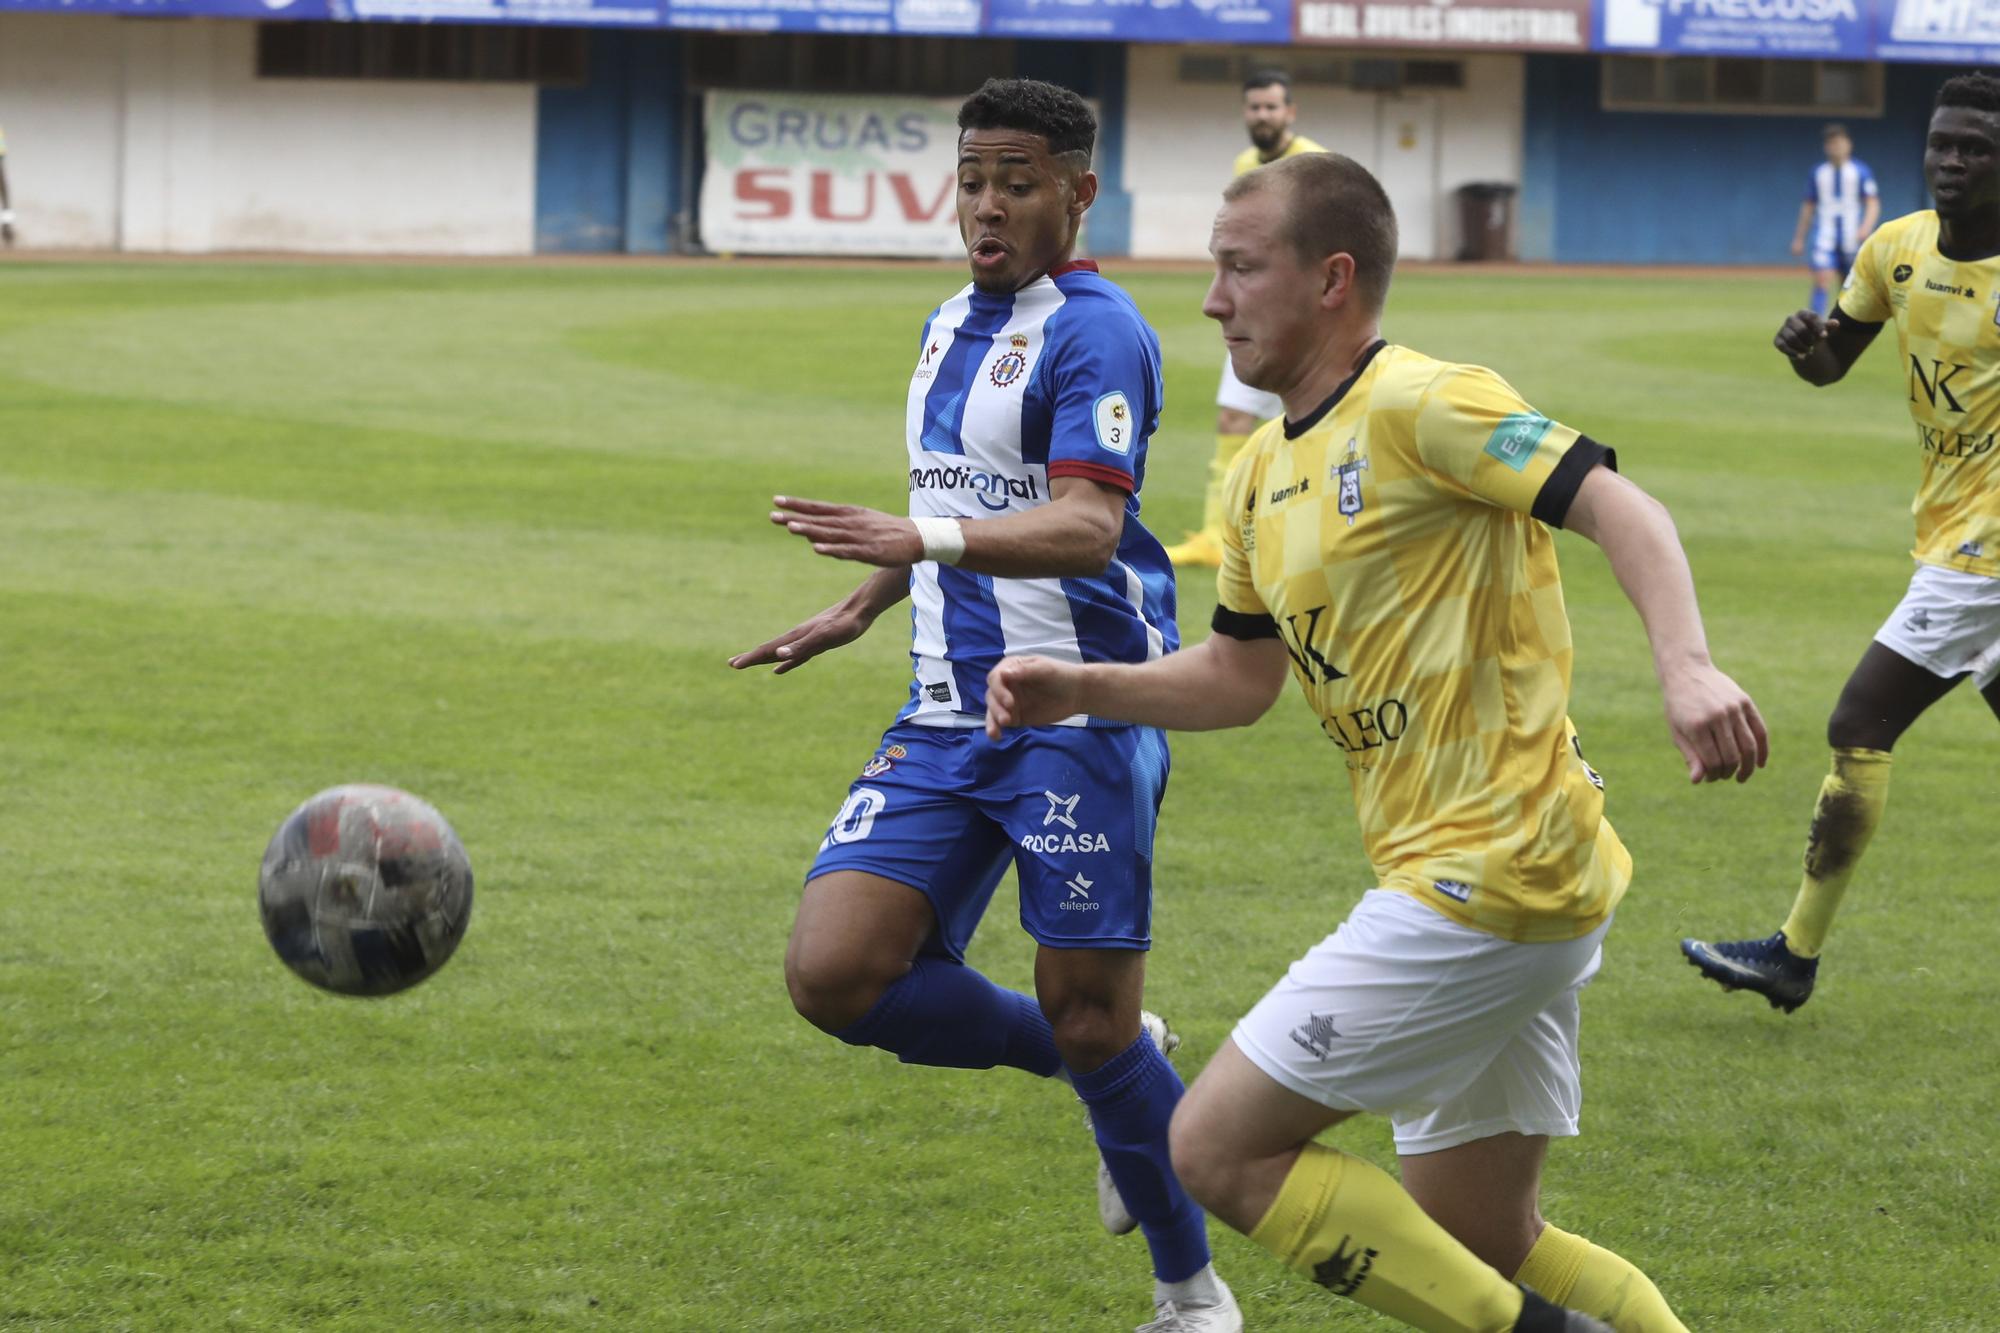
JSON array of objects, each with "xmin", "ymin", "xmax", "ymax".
[
  {"xmin": 1134, "ymin": 1269, "xmax": 1242, "ymax": 1333},
  {"xmin": 1094, "ymin": 1010, "xmax": 1181, "ymax": 1236}
]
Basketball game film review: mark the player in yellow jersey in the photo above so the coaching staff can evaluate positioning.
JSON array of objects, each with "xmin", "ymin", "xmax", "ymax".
[
  {"xmin": 1683, "ymin": 73, "xmax": 2000, "ymax": 1013},
  {"xmin": 1166, "ymin": 71, "xmax": 1325, "ymax": 569},
  {"xmin": 988, "ymin": 152, "xmax": 1767, "ymax": 1332}
]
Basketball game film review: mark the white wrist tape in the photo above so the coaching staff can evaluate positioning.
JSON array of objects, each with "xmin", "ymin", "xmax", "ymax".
[{"xmin": 911, "ymin": 515, "xmax": 967, "ymax": 566}]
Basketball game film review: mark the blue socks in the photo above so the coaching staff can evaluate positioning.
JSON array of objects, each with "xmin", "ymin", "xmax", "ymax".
[
  {"xmin": 834, "ymin": 956, "xmax": 1060, "ymax": 1076},
  {"xmin": 1070, "ymin": 1033, "xmax": 1211, "ymax": 1283},
  {"xmin": 835, "ymin": 971, "xmax": 1209, "ymax": 1282},
  {"xmin": 1809, "ymin": 284, "xmax": 1829, "ymax": 316}
]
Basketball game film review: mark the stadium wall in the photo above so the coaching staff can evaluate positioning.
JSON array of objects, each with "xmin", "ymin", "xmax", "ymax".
[
  {"xmin": 1520, "ymin": 55, "xmax": 1974, "ymax": 265},
  {"xmin": 1121, "ymin": 46, "xmax": 1525, "ymax": 261},
  {"xmin": 0, "ymin": 12, "xmax": 536, "ymax": 252}
]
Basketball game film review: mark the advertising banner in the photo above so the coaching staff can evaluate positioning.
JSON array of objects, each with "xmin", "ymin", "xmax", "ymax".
[
  {"xmin": 1874, "ymin": 0, "xmax": 2000, "ymax": 62},
  {"xmin": 1295, "ymin": 0, "xmax": 1590, "ymax": 48},
  {"xmin": 984, "ymin": 0, "xmax": 1291, "ymax": 43},
  {"xmin": 0, "ymin": 0, "xmax": 330, "ymax": 15},
  {"xmin": 328, "ymin": 0, "xmax": 656, "ymax": 23},
  {"xmin": 1596, "ymin": 0, "xmax": 1871, "ymax": 57},
  {"xmin": 700, "ymin": 90, "xmax": 964, "ymax": 258},
  {"xmin": 662, "ymin": 0, "xmax": 977, "ymax": 32}
]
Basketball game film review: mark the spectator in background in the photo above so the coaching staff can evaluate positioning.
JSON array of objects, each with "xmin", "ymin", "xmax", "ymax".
[{"xmin": 1791, "ymin": 123, "xmax": 1878, "ymax": 316}]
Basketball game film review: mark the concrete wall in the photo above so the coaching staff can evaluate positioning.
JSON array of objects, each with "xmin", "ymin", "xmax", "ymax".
[
  {"xmin": 0, "ymin": 12, "xmax": 536, "ymax": 253},
  {"xmin": 1122, "ymin": 44, "xmax": 1526, "ymax": 260}
]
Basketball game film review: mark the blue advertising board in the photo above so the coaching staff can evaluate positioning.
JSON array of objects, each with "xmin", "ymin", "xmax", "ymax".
[
  {"xmin": 0, "ymin": 0, "xmax": 330, "ymax": 14},
  {"xmin": 984, "ymin": 0, "xmax": 1292, "ymax": 43},
  {"xmin": 1873, "ymin": 0, "xmax": 2000, "ymax": 63},
  {"xmin": 1596, "ymin": 0, "xmax": 1872, "ymax": 58}
]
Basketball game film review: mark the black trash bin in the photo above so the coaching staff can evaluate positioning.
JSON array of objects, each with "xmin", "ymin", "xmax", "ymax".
[{"xmin": 1455, "ymin": 182, "xmax": 1517, "ymax": 262}]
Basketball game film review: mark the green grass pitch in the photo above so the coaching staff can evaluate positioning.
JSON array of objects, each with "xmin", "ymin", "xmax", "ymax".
[{"xmin": 0, "ymin": 259, "xmax": 1994, "ymax": 1331}]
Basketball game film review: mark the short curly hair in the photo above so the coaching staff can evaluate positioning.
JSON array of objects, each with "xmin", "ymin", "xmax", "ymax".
[
  {"xmin": 957, "ymin": 78, "xmax": 1096, "ymax": 164},
  {"xmin": 1935, "ymin": 71, "xmax": 2000, "ymax": 115}
]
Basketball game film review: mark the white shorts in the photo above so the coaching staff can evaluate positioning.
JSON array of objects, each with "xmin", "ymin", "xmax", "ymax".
[
  {"xmin": 1232, "ymin": 889, "xmax": 1607, "ymax": 1156},
  {"xmin": 1873, "ymin": 563, "xmax": 2000, "ymax": 689},
  {"xmin": 1216, "ymin": 351, "xmax": 1284, "ymax": 421}
]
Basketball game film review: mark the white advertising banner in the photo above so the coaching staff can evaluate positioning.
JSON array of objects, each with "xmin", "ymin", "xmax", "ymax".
[{"xmin": 700, "ymin": 90, "xmax": 964, "ymax": 258}]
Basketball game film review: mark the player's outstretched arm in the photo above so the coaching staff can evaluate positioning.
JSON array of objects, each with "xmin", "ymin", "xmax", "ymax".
[
  {"xmin": 771, "ymin": 475, "xmax": 1127, "ymax": 579},
  {"xmin": 1562, "ymin": 466, "xmax": 1769, "ymax": 785},
  {"xmin": 984, "ymin": 633, "xmax": 1290, "ymax": 739},
  {"xmin": 728, "ymin": 565, "xmax": 909, "ymax": 675},
  {"xmin": 1773, "ymin": 308, "xmax": 1879, "ymax": 385}
]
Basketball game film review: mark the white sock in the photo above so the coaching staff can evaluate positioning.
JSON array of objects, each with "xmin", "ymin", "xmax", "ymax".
[{"xmin": 1155, "ymin": 1262, "xmax": 1222, "ymax": 1308}]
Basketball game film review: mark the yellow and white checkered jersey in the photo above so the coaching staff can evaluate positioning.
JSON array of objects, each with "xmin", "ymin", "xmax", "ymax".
[
  {"xmin": 1213, "ymin": 342, "xmax": 1631, "ymax": 943},
  {"xmin": 1841, "ymin": 210, "xmax": 2000, "ymax": 577},
  {"xmin": 1233, "ymin": 134, "xmax": 1326, "ymax": 178}
]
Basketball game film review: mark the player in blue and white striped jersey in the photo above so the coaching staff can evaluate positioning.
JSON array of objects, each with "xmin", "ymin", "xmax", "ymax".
[
  {"xmin": 731, "ymin": 78, "xmax": 1236, "ymax": 1333},
  {"xmin": 1791, "ymin": 122, "xmax": 1880, "ymax": 316}
]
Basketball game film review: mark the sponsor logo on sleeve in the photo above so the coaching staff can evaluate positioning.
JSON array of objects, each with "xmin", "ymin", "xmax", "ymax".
[
  {"xmin": 1483, "ymin": 412, "xmax": 1553, "ymax": 473},
  {"xmin": 1094, "ymin": 391, "xmax": 1134, "ymax": 455}
]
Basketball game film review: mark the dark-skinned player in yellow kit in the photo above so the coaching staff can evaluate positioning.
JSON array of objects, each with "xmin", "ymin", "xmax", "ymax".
[{"xmin": 1684, "ymin": 73, "xmax": 2000, "ymax": 1012}]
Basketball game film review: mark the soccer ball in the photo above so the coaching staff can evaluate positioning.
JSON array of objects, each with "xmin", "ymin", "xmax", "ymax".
[{"xmin": 258, "ymin": 784, "xmax": 474, "ymax": 997}]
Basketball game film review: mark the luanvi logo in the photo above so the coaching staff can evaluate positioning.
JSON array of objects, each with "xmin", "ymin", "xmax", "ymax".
[
  {"xmin": 1312, "ymin": 1235, "xmax": 1379, "ymax": 1298},
  {"xmin": 1269, "ymin": 476, "xmax": 1311, "ymax": 505},
  {"xmin": 1894, "ymin": 263, "xmax": 1913, "ymax": 283},
  {"xmin": 1288, "ymin": 1011, "xmax": 1342, "ymax": 1059}
]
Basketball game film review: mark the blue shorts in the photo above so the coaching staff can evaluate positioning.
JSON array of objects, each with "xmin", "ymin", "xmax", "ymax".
[
  {"xmin": 1810, "ymin": 242, "xmax": 1857, "ymax": 274},
  {"xmin": 807, "ymin": 722, "xmax": 1170, "ymax": 958}
]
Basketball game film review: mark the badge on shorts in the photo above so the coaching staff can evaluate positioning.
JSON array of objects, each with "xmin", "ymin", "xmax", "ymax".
[
  {"xmin": 1288, "ymin": 1012, "xmax": 1343, "ymax": 1060},
  {"xmin": 1483, "ymin": 413, "xmax": 1552, "ymax": 473},
  {"xmin": 1094, "ymin": 391, "xmax": 1133, "ymax": 456}
]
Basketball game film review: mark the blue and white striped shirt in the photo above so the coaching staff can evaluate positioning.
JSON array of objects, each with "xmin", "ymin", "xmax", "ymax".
[
  {"xmin": 899, "ymin": 260, "xmax": 1178, "ymax": 728},
  {"xmin": 1808, "ymin": 159, "xmax": 1878, "ymax": 258}
]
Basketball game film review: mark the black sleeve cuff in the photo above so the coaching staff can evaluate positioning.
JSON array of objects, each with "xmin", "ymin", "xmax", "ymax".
[
  {"xmin": 1212, "ymin": 605, "xmax": 1280, "ymax": 640},
  {"xmin": 1829, "ymin": 302, "xmax": 1885, "ymax": 334},
  {"xmin": 1531, "ymin": 435, "xmax": 1616, "ymax": 529}
]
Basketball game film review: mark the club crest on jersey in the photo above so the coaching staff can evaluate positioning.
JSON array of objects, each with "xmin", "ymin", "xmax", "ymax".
[
  {"xmin": 989, "ymin": 333, "xmax": 1030, "ymax": 388},
  {"xmin": 1333, "ymin": 438, "xmax": 1370, "ymax": 526},
  {"xmin": 861, "ymin": 755, "xmax": 893, "ymax": 778}
]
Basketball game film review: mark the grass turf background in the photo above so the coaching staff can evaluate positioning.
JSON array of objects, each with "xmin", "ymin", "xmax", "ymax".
[{"xmin": 0, "ymin": 260, "xmax": 1993, "ymax": 1330}]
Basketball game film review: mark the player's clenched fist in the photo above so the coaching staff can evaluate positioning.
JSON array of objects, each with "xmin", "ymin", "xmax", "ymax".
[
  {"xmin": 1774, "ymin": 310, "xmax": 1839, "ymax": 361},
  {"xmin": 985, "ymin": 655, "xmax": 1087, "ymax": 739}
]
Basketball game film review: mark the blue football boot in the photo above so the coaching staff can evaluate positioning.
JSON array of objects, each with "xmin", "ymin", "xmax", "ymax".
[{"xmin": 1679, "ymin": 930, "xmax": 1819, "ymax": 1013}]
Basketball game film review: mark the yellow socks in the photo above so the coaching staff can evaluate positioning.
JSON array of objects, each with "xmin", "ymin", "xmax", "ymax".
[
  {"xmin": 1201, "ymin": 432, "xmax": 1251, "ymax": 536},
  {"xmin": 1515, "ymin": 1225, "xmax": 1688, "ymax": 1333},
  {"xmin": 1780, "ymin": 747, "xmax": 1892, "ymax": 957},
  {"xmin": 1249, "ymin": 1142, "xmax": 1524, "ymax": 1332}
]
